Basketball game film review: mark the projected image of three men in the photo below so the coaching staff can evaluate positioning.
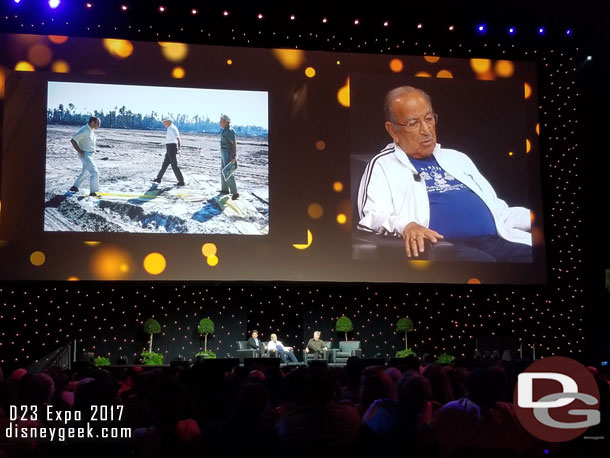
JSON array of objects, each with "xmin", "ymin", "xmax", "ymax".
[{"xmin": 44, "ymin": 81, "xmax": 269, "ymax": 234}]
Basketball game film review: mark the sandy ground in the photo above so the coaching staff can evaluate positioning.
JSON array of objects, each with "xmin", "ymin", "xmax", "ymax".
[{"xmin": 44, "ymin": 126, "xmax": 269, "ymax": 234}]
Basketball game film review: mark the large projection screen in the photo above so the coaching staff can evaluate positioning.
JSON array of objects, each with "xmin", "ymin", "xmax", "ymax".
[{"xmin": 0, "ymin": 34, "xmax": 545, "ymax": 283}]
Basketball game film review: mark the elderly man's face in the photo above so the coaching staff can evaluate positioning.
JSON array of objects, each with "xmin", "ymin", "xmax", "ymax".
[
  {"xmin": 163, "ymin": 120, "xmax": 171, "ymax": 128},
  {"xmin": 385, "ymin": 91, "xmax": 437, "ymax": 159},
  {"xmin": 314, "ymin": 331, "xmax": 321, "ymax": 340}
]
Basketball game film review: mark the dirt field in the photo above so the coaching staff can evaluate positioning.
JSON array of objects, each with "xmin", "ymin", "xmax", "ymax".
[{"xmin": 44, "ymin": 125, "xmax": 269, "ymax": 234}]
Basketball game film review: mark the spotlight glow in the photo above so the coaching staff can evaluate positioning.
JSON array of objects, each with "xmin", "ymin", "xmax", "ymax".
[
  {"xmin": 476, "ymin": 24, "xmax": 487, "ymax": 34},
  {"xmin": 538, "ymin": 27, "xmax": 545, "ymax": 35},
  {"xmin": 121, "ymin": 5, "xmax": 127, "ymax": 11},
  {"xmin": 191, "ymin": 9, "xmax": 198, "ymax": 15},
  {"xmin": 565, "ymin": 29, "xmax": 572, "ymax": 36},
  {"xmin": 508, "ymin": 26, "xmax": 515, "ymax": 35},
  {"xmin": 86, "ymin": 2, "xmax": 92, "ymax": 8},
  {"xmin": 354, "ymin": 19, "xmax": 360, "ymax": 25},
  {"xmin": 49, "ymin": 0, "xmax": 60, "ymax": 8},
  {"xmin": 223, "ymin": 10, "xmax": 229, "ymax": 16},
  {"xmin": 158, "ymin": 6, "xmax": 166, "ymax": 13}
]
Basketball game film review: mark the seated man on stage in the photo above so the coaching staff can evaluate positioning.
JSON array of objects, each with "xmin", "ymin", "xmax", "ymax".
[
  {"xmin": 247, "ymin": 330, "xmax": 266, "ymax": 357},
  {"xmin": 305, "ymin": 331, "xmax": 328, "ymax": 360},
  {"xmin": 267, "ymin": 333, "xmax": 298, "ymax": 363}
]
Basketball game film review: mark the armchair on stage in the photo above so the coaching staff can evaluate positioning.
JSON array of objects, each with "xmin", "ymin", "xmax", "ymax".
[
  {"xmin": 302, "ymin": 341, "xmax": 332, "ymax": 363},
  {"xmin": 236, "ymin": 341, "xmax": 264, "ymax": 363},
  {"xmin": 331, "ymin": 341, "xmax": 362, "ymax": 364}
]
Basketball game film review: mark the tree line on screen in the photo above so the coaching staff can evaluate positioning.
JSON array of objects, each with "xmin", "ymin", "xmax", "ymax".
[{"xmin": 47, "ymin": 103, "xmax": 268, "ymax": 137}]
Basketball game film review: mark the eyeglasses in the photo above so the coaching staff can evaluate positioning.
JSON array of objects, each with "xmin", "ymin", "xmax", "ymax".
[{"xmin": 393, "ymin": 112, "xmax": 438, "ymax": 131}]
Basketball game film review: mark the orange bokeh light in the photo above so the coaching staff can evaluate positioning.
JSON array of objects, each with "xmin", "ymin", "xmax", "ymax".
[
  {"xmin": 305, "ymin": 66, "xmax": 316, "ymax": 78},
  {"xmin": 524, "ymin": 82, "xmax": 532, "ymax": 99},
  {"xmin": 424, "ymin": 56, "xmax": 440, "ymax": 63},
  {"xmin": 90, "ymin": 246, "xmax": 132, "ymax": 280},
  {"xmin": 159, "ymin": 42, "xmax": 188, "ymax": 62},
  {"xmin": 333, "ymin": 181, "xmax": 344, "ymax": 192},
  {"xmin": 415, "ymin": 71, "xmax": 432, "ymax": 78},
  {"xmin": 272, "ymin": 48, "xmax": 305, "ymax": 70},
  {"xmin": 48, "ymin": 35, "xmax": 68, "ymax": 44},
  {"xmin": 389, "ymin": 58, "xmax": 403, "ymax": 72},
  {"xmin": 315, "ymin": 140, "xmax": 326, "ymax": 151},
  {"xmin": 337, "ymin": 77, "xmax": 350, "ymax": 107},
  {"xmin": 15, "ymin": 61, "xmax": 35, "ymax": 72},
  {"xmin": 51, "ymin": 60, "xmax": 70, "ymax": 73},
  {"xmin": 103, "ymin": 39, "xmax": 134, "ymax": 59},
  {"xmin": 436, "ymin": 70, "xmax": 453, "ymax": 78},
  {"xmin": 470, "ymin": 58, "xmax": 492, "ymax": 74},
  {"xmin": 27, "ymin": 44, "xmax": 53, "ymax": 67},
  {"xmin": 308, "ymin": 203, "xmax": 323, "ymax": 219},
  {"xmin": 172, "ymin": 67, "xmax": 185, "ymax": 79},
  {"xmin": 495, "ymin": 60, "xmax": 515, "ymax": 78},
  {"xmin": 467, "ymin": 278, "xmax": 482, "ymax": 284},
  {"xmin": 526, "ymin": 139, "xmax": 531, "ymax": 153}
]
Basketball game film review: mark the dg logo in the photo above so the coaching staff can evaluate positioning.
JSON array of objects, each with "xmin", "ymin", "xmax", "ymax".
[{"xmin": 514, "ymin": 356, "xmax": 600, "ymax": 442}]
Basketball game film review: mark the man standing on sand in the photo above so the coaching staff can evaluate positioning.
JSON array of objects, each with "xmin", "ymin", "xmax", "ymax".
[
  {"xmin": 153, "ymin": 117, "xmax": 185, "ymax": 186},
  {"xmin": 70, "ymin": 116, "xmax": 101, "ymax": 197},
  {"xmin": 219, "ymin": 114, "xmax": 238, "ymax": 200}
]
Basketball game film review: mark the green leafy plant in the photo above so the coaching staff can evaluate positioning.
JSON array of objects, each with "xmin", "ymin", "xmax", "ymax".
[
  {"xmin": 395, "ymin": 348, "xmax": 416, "ymax": 358},
  {"xmin": 141, "ymin": 351, "xmax": 164, "ymax": 365},
  {"xmin": 198, "ymin": 317, "xmax": 215, "ymax": 352},
  {"xmin": 335, "ymin": 315, "xmax": 353, "ymax": 341},
  {"xmin": 196, "ymin": 350, "xmax": 217, "ymax": 359},
  {"xmin": 435, "ymin": 352, "xmax": 455, "ymax": 364},
  {"xmin": 143, "ymin": 318, "xmax": 161, "ymax": 353},
  {"xmin": 94, "ymin": 356, "xmax": 111, "ymax": 367},
  {"xmin": 396, "ymin": 317, "xmax": 414, "ymax": 349}
]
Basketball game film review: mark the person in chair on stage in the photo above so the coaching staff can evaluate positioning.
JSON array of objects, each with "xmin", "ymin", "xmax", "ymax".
[
  {"xmin": 247, "ymin": 330, "xmax": 266, "ymax": 357},
  {"xmin": 305, "ymin": 331, "xmax": 328, "ymax": 360},
  {"xmin": 268, "ymin": 333, "xmax": 298, "ymax": 363}
]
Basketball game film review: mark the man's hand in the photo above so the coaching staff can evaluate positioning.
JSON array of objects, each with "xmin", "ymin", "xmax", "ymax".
[
  {"xmin": 403, "ymin": 222, "xmax": 444, "ymax": 258},
  {"xmin": 78, "ymin": 151, "xmax": 85, "ymax": 157},
  {"xmin": 305, "ymin": 348, "xmax": 309, "ymax": 353}
]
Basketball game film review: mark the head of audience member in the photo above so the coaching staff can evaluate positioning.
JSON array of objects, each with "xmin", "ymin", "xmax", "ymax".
[
  {"xmin": 422, "ymin": 363, "xmax": 454, "ymax": 405},
  {"xmin": 10, "ymin": 368, "xmax": 27, "ymax": 382},
  {"xmin": 466, "ymin": 367, "xmax": 503, "ymax": 408},
  {"xmin": 305, "ymin": 366, "xmax": 337, "ymax": 405},
  {"xmin": 246, "ymin": 370, "xmax": 266, "ymax": 384},
  {"xmin": 398, "ymin": 372, "xmax": 432, "ymax": 415},
  {"xmin": 360, "ymin": 366, "xmax": 397, "ymax": 413},
  {"xmin": 26, "ymin": 373, "xmax": 55, "ymax": 406},
  {"xmin": 385, "ymin": 367, "xmax": 402, "ymax": 387}
]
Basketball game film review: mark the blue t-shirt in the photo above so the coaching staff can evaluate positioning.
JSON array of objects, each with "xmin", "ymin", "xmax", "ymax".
[{"xmin": 409, "ymin": 155, "xmax": 497, "ymax": 240}]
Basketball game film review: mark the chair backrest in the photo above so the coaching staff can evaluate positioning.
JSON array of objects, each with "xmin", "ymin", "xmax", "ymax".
[
  {"xmin": 236, "ymin": 341, "xmax": 249, "ymax": 350},
  {"xmin": 339, "ymin": 341, "xmax": 361, "ymax": 352}
]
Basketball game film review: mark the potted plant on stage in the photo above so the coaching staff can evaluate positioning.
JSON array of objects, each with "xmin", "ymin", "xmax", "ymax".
[
  {"xmin": 395, "ymin": 317, "xmax": 415, "ymax": 358},
  {"xmin": 141, "ymin": 318, "xmax": 164, "ymax": 365},
  {"xmin": 196, "ymin": 317, "xmax": 216, "ymax": 359},
  {"xmin": 335, "ymin": 315, "xmax": 353, "ymax": 341}
]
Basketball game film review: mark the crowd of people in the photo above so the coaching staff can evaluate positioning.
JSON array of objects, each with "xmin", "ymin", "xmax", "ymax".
[{"xmin": 1, "ymin": 356, "xmax": 608, "ymax": 458}]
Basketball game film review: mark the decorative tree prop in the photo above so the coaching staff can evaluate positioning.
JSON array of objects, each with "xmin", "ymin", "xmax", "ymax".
[
  {"xmin": 396, "ymin": 317, "xmax": 414, "ymax": 349},
  {"xmin": 143, "ymin": 318, "xmax": 161, "ymax": 353},
  {"xmin": 336, "ymin": 315, "xmax": 353, "ymax": 341},
  {"xmin": 198, "ymin": 317, "xmax": 215, "ymax": 352}
]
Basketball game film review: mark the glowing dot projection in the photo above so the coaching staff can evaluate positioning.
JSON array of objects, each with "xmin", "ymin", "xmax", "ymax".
[
  {"xmin": 48, "ymin": 35, "xmax": 68, "ymax": 44},
  {"xmin": 436, "ymin": 70, "xmax": 453, "ymax": 78},
  {"xmin": 159, "ymin": 42, "xmax": 188, "ymax": 62},
  {"xmin": 201, "ymin": 243, "xmax": 217, "ymax": 257},
  {"xmin": 414, "ymin": 71, "xmax": 432, "ymax": 78},
  {"xmin": 90, "ymin": 246, "xmax": 132, "ymax": 280},
  {"xmin": 333, "ymin": 181, "xmax": 344, "ymax": 192},
  {"xmin": 494, "ymin": 60, "xmax": 515, "ymax": 78},
  {"xmin": 67, "ymin": 276, "xmax": 79, "ymax": 281},
  {"xmin": 305, "ymin": 67, "xmax": 316, "ymax": 78},
  {"xmin": 171, "ymin": 67, "xmax": 185, "ymax": 79},
  {"xmin": 28, "ymin": 43, "xmax": 53, "ymax": 67},
  {"xmin": 143, "ymin": 253, "xmax": 166, "ymax": 275},
  {"xmin": 207, "ymin": 255, "xmax": 219, "ymax": 267},
  {"xmin": 272, "ymin": 48, "xmax": 305, "ymax": 70},
  {"xmin": 315, "ymin": 140, "xmax": 326, "ymax": 151},
  {"xmin": 226, "ymin": 59, "xmax": 233, "ymax": 65},
  {"xmin": 389, "ymin": 58, "xmax": 403, "ymax": 72},
  {"xmin": 293, "ymin": 229, "xmax": 313, "ymax": 250},
  {"xmin": 103, "ymin": 39, "xmax": 134, "ymax": 59},
  {"xmin": 470, "ymin": 58, "xmax": 491, "ymax": 74},
  {"xmin": 336, "ymin": 213, "xmax": 347, "ymax": 224},
  {"xmin": 30, "ymin": 251, "xmax": 46, "ymax": 267},
  {"xmin": 536, "ymin": 123, "xmax": 540, "ymax": 135},
  {"xmin": 508, "ymin": 151, "xmax": 514, "ymax": 156},
  {"xmin": 409, "ymin": 260, "xmax": 431, "ymax": 269},
  {"xmin": 15, "ymin": 61, "xmax": 35, "ymax": 72},
  {"xmin": 337, "ymin": 77, "xmax": 350, "ymax": 107},
  {"xmin": 524, "ymin": 82, "xmax": 532, "ymax": 100},
  {"xmin": 51, "ymin": 60, "xmax": 69, "ymax": 73},
  {"xmin": 424, "ymin": 56, "xmax": 440, "ymax": 63},
  {"xmin": 526, "ymin": 139, "xmax": 531, "ymax": 153},
  {"xmin": 307, "ymin": 203, "xmax": 323, "ymax": 219},
  {"xmin": 468, "ymin": 278, "xmax": 482, "ymax": 284}
]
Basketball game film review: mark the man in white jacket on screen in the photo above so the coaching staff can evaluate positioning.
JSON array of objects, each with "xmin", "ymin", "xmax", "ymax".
[{"xmin": 357, "ymin": 86, "xmax": 532, "ymax": 262}]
